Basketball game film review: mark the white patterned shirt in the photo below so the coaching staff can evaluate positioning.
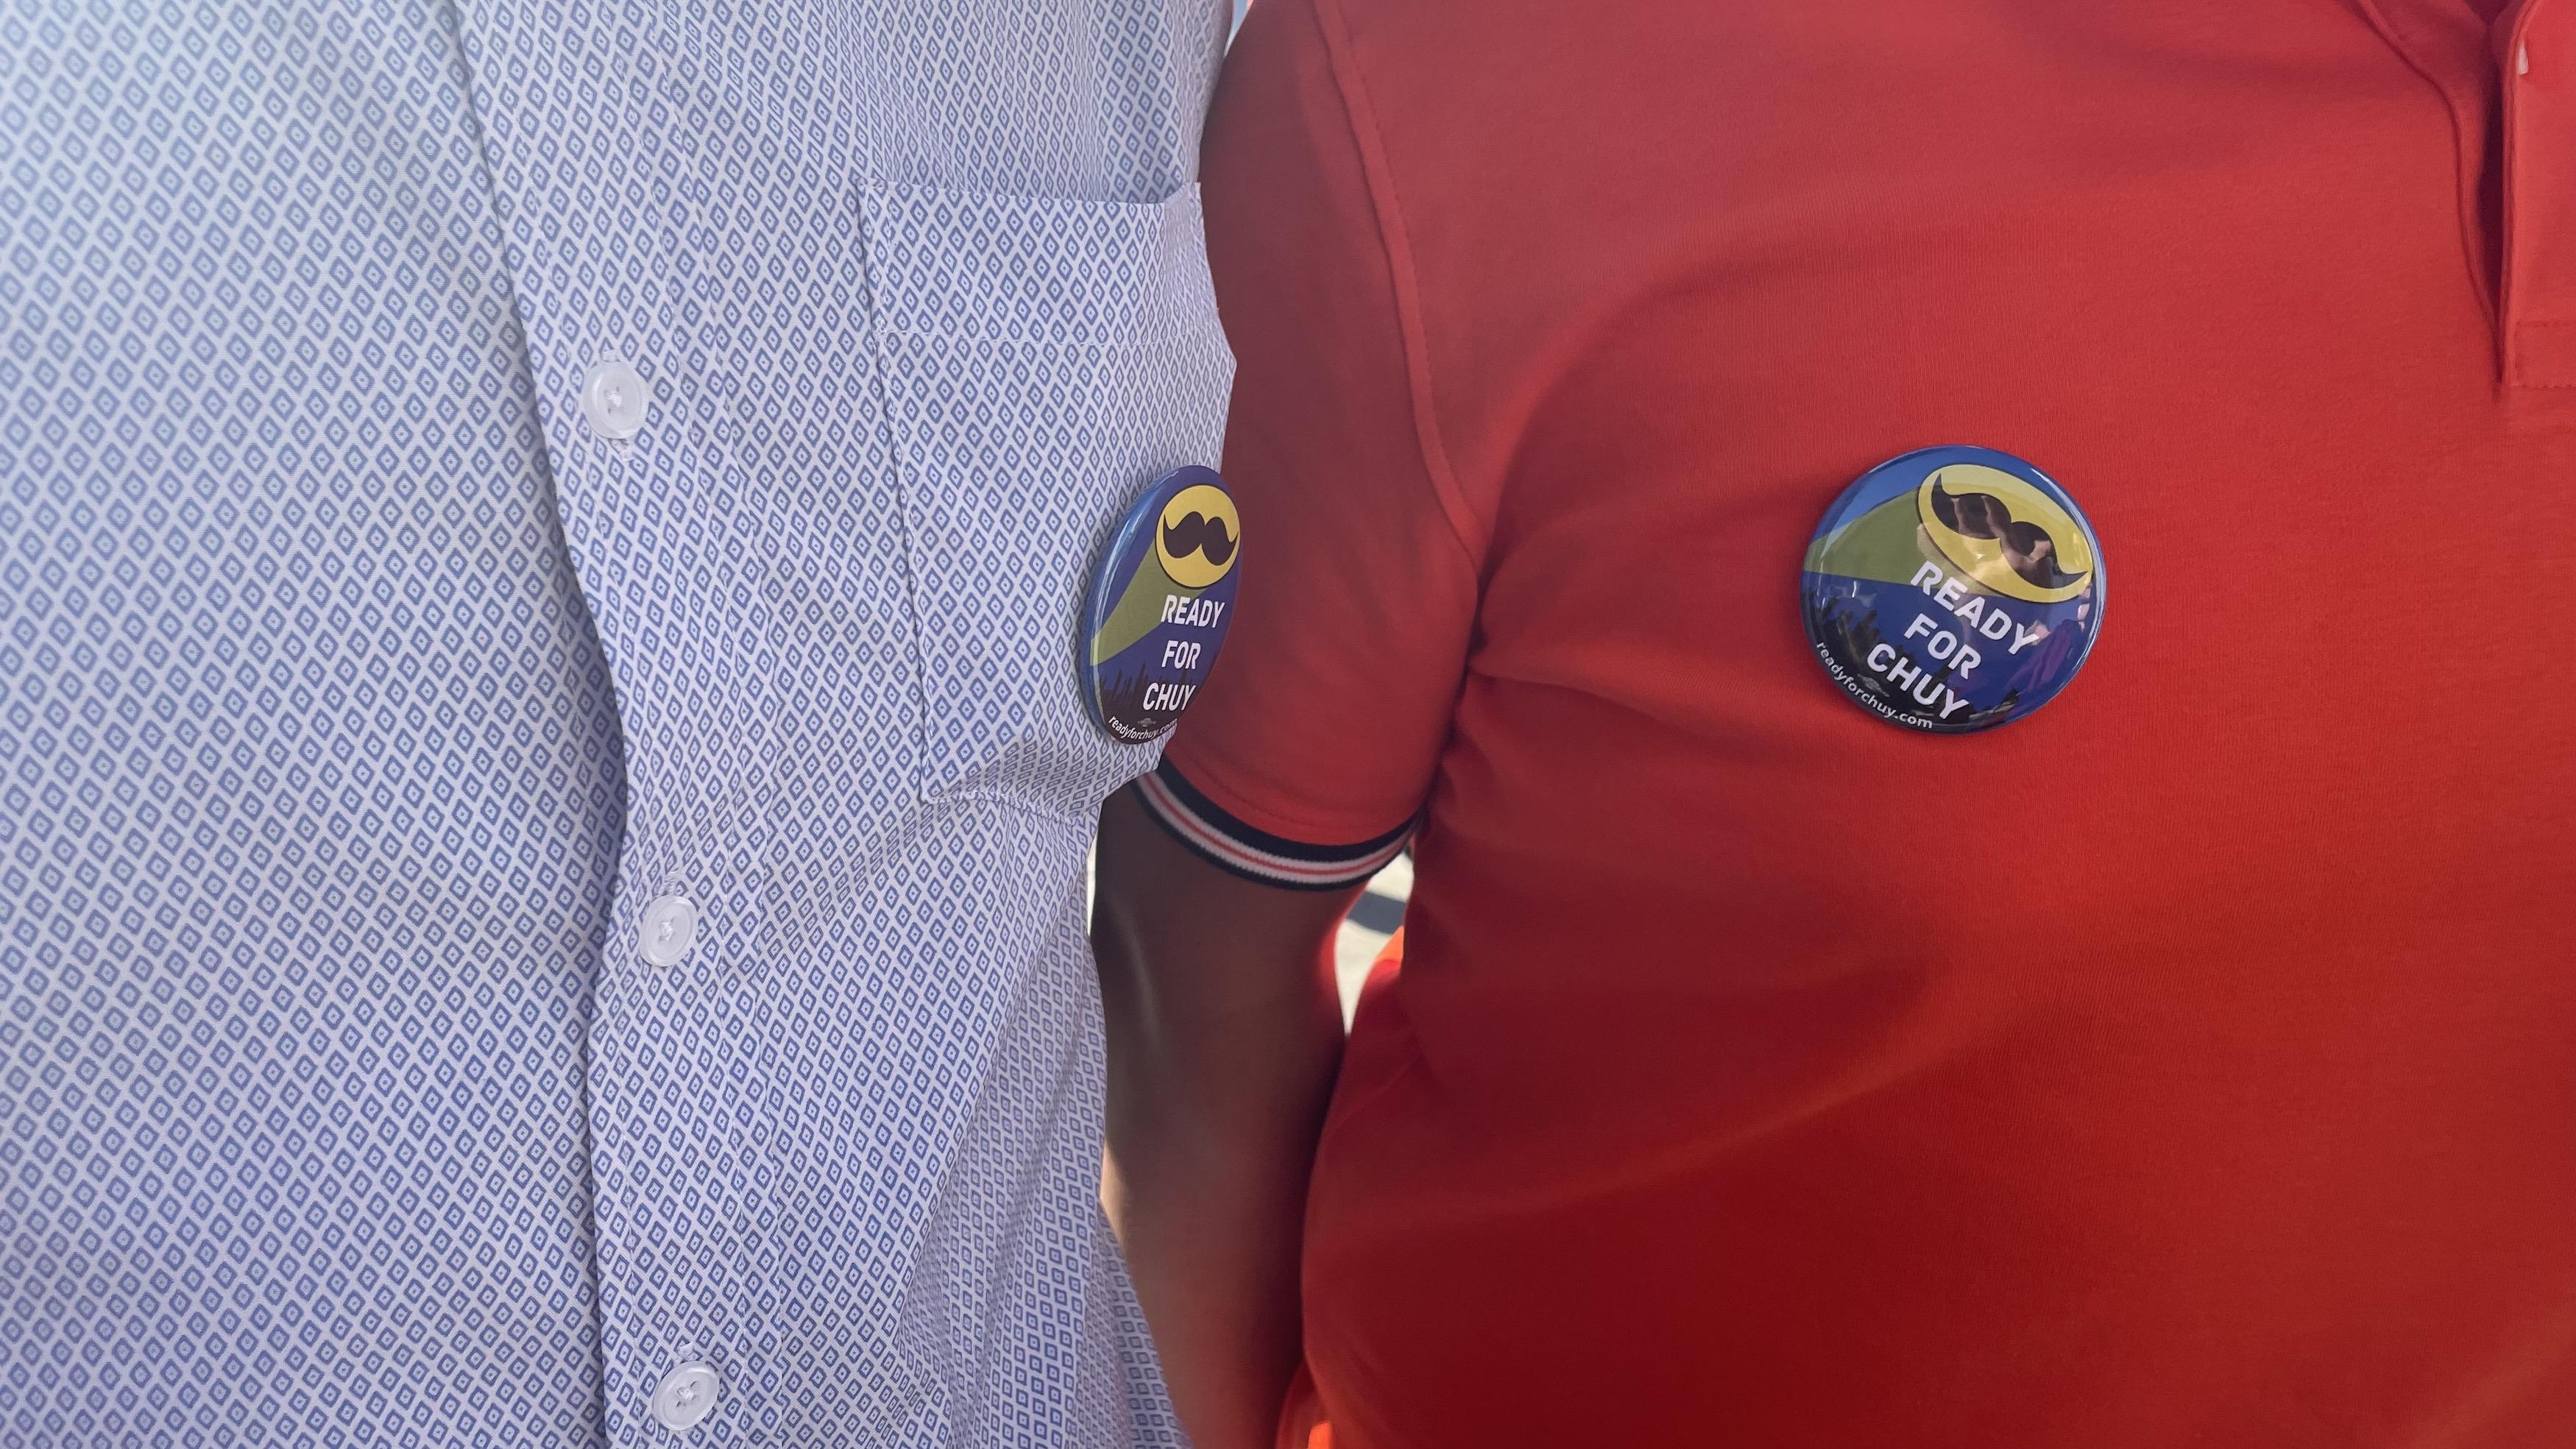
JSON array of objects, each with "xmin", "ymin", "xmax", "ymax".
[{"xmin": 0, "ymin": 1, "xmax": 1233, "ymax": 1444}]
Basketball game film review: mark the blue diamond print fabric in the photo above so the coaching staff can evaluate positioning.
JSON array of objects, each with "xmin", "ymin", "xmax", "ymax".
[{"xmin": 0, "ymin": 0, "xmax": 1231, "ymax": 1445}]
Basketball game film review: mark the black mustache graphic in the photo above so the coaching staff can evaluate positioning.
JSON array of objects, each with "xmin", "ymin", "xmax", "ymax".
[
  {"xmin": 1161, "ymin": 511, "xmax": 1237, "ymax": 566},
  {"xmin": 1931, "ymin": 479, "xmax": 2086, "ymax": 590}
]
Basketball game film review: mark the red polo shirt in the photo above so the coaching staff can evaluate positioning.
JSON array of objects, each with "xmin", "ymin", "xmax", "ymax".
[{"xmin": 1148, "ymin": 1, "xmax": 2576, "ymax": 1444}]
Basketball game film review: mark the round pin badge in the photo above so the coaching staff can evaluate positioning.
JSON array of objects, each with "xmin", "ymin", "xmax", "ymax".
[
  {"xmin": 1080, "ymin": 465, "xmax": 1241, "ymax": 743},
  {"xmin": 1800, "ymin": 445, "xmax": 2104, "ymax": 733}
]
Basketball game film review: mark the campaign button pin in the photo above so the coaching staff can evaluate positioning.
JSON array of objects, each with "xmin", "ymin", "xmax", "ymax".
[
  {"xmin": 1082, "ymin": 465, "xmax": 1241, "ymax": 743},
  {"xmin": 1800, "ymin": 445, "xmax": 2104, "ymax": 733}
]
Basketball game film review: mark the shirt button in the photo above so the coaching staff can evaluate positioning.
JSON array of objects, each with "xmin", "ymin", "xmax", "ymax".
[
  {"xmin": 638, "ymin": 893, "xmax": 701, "ymax": 968},
  {"xmin": 651, "ymin": 1361, "xmax": 722, "ymax": 1433},
  {"xmin": 579, "ymin": 357, "xmax": 653, "ymax": 440}
]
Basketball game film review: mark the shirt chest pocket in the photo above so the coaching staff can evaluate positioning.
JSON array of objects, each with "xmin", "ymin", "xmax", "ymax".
[{"xmin": 859, "ymin": 182, "xmax": 1235, "ymax": 818}]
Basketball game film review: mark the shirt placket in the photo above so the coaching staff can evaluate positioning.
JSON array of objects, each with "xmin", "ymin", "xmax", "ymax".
[
  {"xmin": 2361, "ymin": 0, "xmax": 2576, "ymax": 399},
  {"xmin": 2503, "ymin": 0, "xmax": 2576, "ymax": 389},
  {"xmin": 446, "ymin": 0, "xmax": 788, "ymax": 1442}
]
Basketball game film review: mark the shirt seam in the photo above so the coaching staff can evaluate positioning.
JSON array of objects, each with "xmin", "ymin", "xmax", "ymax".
[
  {"xmin": 1161, "ymin": 739, "xmax": 1421, "ymax": 849},
  {"xmin": 1130, "ymin": 776, "xmax": 1408, "ymax": 892},
  {"xmin": 1304, "ymin": 0, "xmax": 1488, "ymax": 573},
  {"xmin": 1147, "ymin": 758, "xmax": 1416, "ymax": 857},
  {"xmin": 941, "ymin": 783, "xmax": 1119, "ymax": 829},
  {"xmin": 866, "ymin": 323, "xmax": 1211, "ymax": 346}
]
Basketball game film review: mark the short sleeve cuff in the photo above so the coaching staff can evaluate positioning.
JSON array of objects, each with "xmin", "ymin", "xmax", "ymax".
[{"xmin": 1132, "ymin": 757, "xmax": 1413, "ymax": 891}]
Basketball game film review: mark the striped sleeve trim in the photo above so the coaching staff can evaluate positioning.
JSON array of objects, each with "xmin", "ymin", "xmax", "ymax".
[{"xmin": 1132, "ymin": 759, "xmax": 1413, "ymax": 891}]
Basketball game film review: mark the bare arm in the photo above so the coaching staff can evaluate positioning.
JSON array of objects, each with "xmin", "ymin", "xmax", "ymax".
[{"xmin": 1091, "ymin": 784, "xmax": 1356, "ymax": 1449}]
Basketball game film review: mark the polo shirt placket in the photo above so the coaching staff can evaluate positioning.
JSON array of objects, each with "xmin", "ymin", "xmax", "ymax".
[
  {"xmin": 2364, "ymin": 0, "xmax": 2576, "ymax": 404},
  {"xmin": 2503, "ymin": 1, "xmax": 2576, "ymax": 390}
]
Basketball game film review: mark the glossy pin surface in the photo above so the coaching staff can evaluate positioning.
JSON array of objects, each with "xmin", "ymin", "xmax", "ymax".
[
  {"xmin": 1801, "ymin": 446, "xmax": 2105, "ymax": 733},
  {"xmin": 1082, "ymin": 466, "xmax": 1242, "ymax": 743}
]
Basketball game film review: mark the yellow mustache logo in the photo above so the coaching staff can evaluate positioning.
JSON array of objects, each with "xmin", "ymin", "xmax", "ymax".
[
  {"xmin": 1155, "ymin": 483, "xmax": 1240, "ymax": 589},
  {"xmin": 1916, "ymin": 464, "xmax": 2093, "ymax": 604}
]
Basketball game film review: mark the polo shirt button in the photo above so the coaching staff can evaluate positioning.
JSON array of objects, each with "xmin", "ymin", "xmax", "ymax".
[
  {"xmin": 650, "ymin": 1361, "xmax": 722, "ymax": 1433},
  {"xmin": 579, "ymin": 357, "xmax": 653, "ymax": 440},
  {"xmin": 638, "ymin": 894, "xmax": 700, "ymax": 967}
]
